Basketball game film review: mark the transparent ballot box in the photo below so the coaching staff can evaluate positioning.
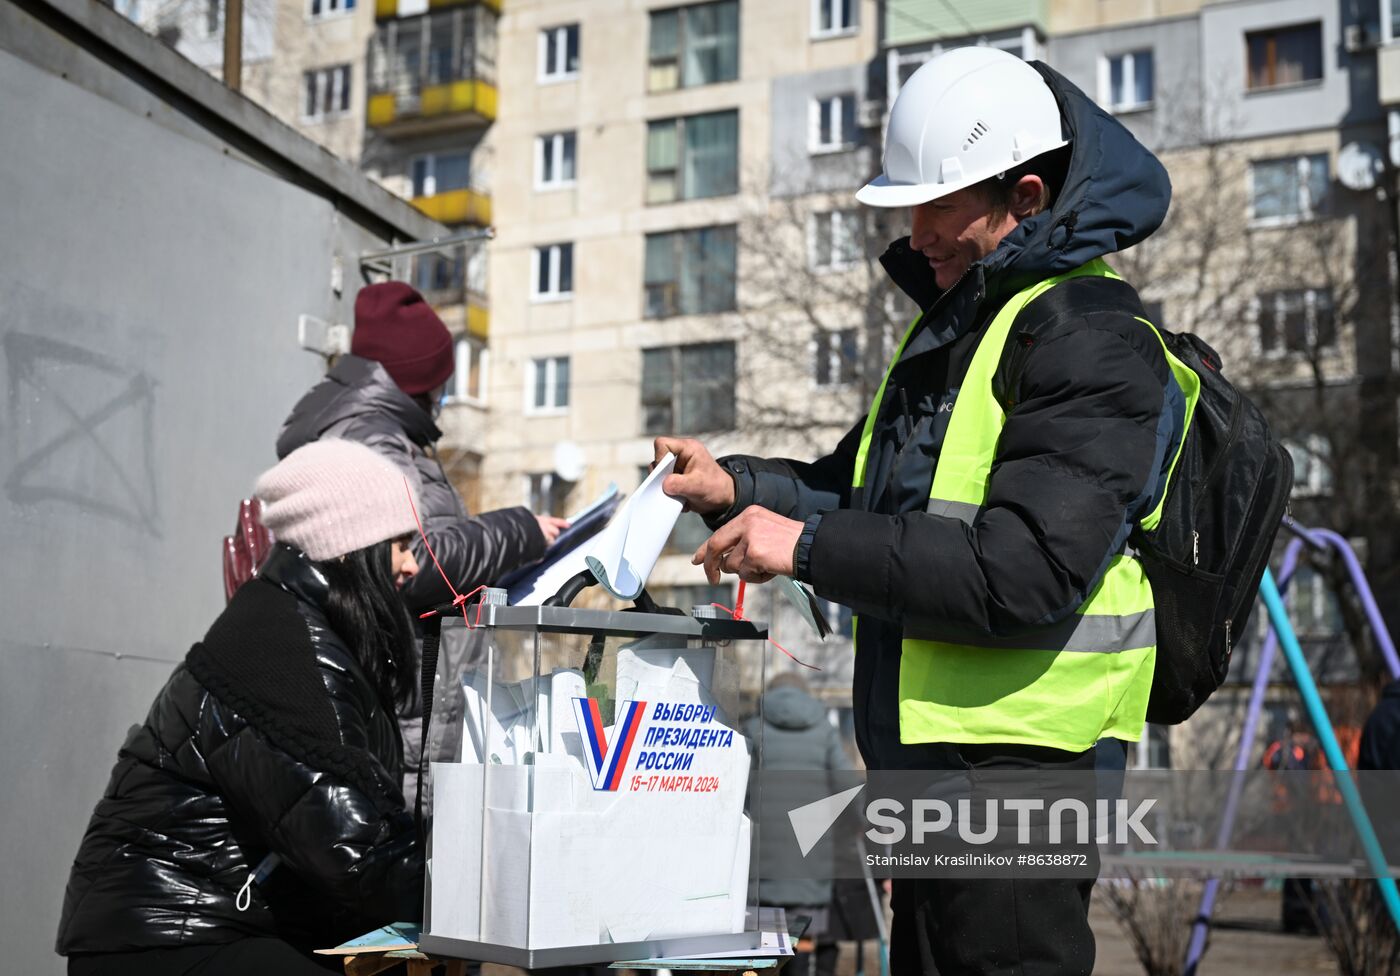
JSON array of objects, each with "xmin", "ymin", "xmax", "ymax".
[{"xmin": 419, "ymin": 595, "xmax": 771, "ymax": 967}]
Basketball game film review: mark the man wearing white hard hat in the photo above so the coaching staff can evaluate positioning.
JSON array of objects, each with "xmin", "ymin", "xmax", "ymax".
[{"xmin": 657, "ymin": 47, "xmax": 1187, "ymax": 973}]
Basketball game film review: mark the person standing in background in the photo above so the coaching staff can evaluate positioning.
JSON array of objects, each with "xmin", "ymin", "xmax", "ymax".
[{"xmin": 743, "ymin": 673, "xmax": 849, "ymax": 976}]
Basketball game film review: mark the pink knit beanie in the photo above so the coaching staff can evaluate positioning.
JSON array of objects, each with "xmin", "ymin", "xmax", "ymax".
[{"xmin": 255, "ymin": 440, "xmax": 420, "ymax": 561}]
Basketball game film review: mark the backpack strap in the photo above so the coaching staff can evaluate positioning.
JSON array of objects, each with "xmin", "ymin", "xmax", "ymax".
[{"xmin": 1013, "ymin": 273, "xmax": 1149, "ymax": 333}]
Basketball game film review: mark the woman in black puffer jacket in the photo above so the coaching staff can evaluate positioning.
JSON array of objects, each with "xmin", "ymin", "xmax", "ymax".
[{"xmin": 57, "ymin": 440, "xmax": 428, "ymax": 975}]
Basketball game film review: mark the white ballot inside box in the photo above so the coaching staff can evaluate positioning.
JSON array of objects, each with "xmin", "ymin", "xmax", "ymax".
[{"xmin": 421, "ymin": 602, "xmax": 775, "ymax": 968}]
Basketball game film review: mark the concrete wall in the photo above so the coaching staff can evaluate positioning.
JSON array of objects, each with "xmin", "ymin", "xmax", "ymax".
[
  {"xmin": 1047, "ymin": 15, "xmax": 1202, "ymax": 152},
  {"xmin": 0, "ymin": 0, "xmax": 442, "ymax": 969}
]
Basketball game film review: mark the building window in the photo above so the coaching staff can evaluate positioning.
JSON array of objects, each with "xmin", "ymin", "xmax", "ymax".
[
  {"xmin": 303, "ymin": 65, "xmax": 352, "ymax": 122},
  {"xmin": 535, "ymin": 131, "xmax": 577, "ymax": 189},
  {"xmin": 1101, "ymin": 49, "xmax": 1153, "ymax": 112},
  {"xmin": 1257, "ymin": 288, "xmax": 1335, "ymax": 355},
  {"xmin": 206, "ymin": 0, "xmax": 221, "ymax": 37},
  {"xmin": 649, "ymin": 0, "xmax": 739, "ymax": 92},
  {"xmin": 410, "ymin": 151, "xmax": 471, "ymax": 197},
  {"xmin": 812, "ymin": 0, "xmax": 856, "ymax": 38},
  {"xmin": 644, "ymin": 225, "xmax": 737, "ymax": 318},
  {"xmin": 1250, "ymin": 154, "xmax": 1329, "ymax": 224},
  {"xmin": 531, "ymin": 243, "xmax": 574, "ymax": 301},
  {"xmin": 810, "ymin": 209, "xmax": 862, "ymax": 270},
  {"xmin": 641, "ymin": 342, "xmax": 736, "ymax": 434},
  {"xmin": 647, "ymin": 110, "xmax": 739, "ymax": 203},
  {"xmin": 526, "ymin": 472, "xmax": 572, "ymax": 516},
  {"xmin": 527, "ymin": 355, "xmax": 570, "ymax": 413},
  {"xmin": 814, "ymin": 328, "xmax": 859, "ymax": 387},
  {"xmin": 539, "ymin": 23, "xmax": 579, "ymax": 81},
  {"xmin": 1246, "ymin": 23, "xmax": 1323, "ymax": 91},
  {"xmin": 308, "ymin": 0, "xmax": 354, "ymax": 20},
  {"xmin": 1390, "ymin": 0, "xmax": 1400, "ymax": 44},
  {"xmin": 1285, "ymin": 434, "xmax": 1332, "ymax": 497},
  {"xmin": 810, "ymin": 93, "xmax": 856, "ymax": 153},
  {"xmin": 449, "ymin": 334, "xmax": 486, "ymax": 403}
]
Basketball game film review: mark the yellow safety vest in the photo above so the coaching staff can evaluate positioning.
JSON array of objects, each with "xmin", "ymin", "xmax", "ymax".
[{"xmin": 851, "ymin": 258, "xmax": 1199, "ymax": 753}]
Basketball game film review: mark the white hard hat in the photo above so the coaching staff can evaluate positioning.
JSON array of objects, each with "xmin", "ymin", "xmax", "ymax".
[{"xmin": 858, "ymin": 47, "xmax": 1069, "ymax": 208}]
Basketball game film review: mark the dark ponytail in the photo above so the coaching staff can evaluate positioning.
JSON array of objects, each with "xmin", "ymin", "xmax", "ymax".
[{"xmin": 317, "ymin": 539, "xmax": 416, "ymax": 713}]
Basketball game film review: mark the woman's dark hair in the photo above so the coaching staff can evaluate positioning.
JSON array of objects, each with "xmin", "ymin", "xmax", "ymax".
[{"xmin": 318, "ymin": 539, "xmax": 416, "ymax": 713}]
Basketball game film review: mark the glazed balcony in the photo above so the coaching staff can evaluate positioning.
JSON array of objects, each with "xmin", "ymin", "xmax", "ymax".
[{"xmin": 367, "ymin": 5, "xmax": 498, "ymax": 135}]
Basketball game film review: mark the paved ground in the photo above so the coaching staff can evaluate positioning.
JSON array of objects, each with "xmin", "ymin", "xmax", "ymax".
[
  {"xmin": 478, "ymin": 885, "xmax": 1340, "ymax": 976},
  {"xmin": 825, "ymin": 885, "xmax": 1337, "ymax": 976}
]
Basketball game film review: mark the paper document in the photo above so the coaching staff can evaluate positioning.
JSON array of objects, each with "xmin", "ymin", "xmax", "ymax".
[{"xmin": 586, "ymin": 454, "xmax": 683, "ymax": 600}]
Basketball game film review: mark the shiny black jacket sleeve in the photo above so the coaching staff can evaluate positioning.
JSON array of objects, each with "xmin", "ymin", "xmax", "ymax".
[
  {"xmin": 352, "ymin": 424, "xmax": 546, "ymax": 609},
  {"xmin": 805, "ymin": 311, "xmax": 1172, "ymax": 636},
  {"xmin": 202, "ymin": 677, "xmax": 424, "ymax": 922}
]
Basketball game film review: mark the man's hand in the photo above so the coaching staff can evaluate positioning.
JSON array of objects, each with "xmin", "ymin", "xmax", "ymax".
[
  {"xmin": 535, "ymin": 515, "xmax": 570, "ymax": 545},
  {"xmin": 693, "ymin": 507, "xmax": 803, "ymax": 584},
  {"xmin": 653, "ymin": 437, "xmax": 736, "ymax": 515}
]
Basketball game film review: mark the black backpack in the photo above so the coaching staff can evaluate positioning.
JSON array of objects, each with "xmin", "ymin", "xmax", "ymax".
[
  {"xmin": 1020, "ymin": 276, "xmax": 1294, "ymax": 725},
  {"xmin": 1129, "ymin": 330, "xmax": 1294, "ymax": 724}
]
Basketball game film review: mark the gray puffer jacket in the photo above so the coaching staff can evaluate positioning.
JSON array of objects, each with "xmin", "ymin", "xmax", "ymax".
[
  {"xmin": 276, "ymin": 355, "xmax": 545, "ymax": 611},
  {"xmin": 742, "ymin": 686, "xmax": 849, "ymax": 909}
]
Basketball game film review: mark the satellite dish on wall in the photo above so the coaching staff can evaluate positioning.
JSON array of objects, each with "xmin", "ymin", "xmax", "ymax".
[
  {"xmin": 553, "ymin": 441, "xmax": 586, "ymax": 482},
  {"xmin": 1338, "ymin": 141, "xmax": 1384, "ymax": 192}
]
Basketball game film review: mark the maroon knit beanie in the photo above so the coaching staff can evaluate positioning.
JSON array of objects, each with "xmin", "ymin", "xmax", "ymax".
[{"xmin": 351, "ymin": 282, "xmax": 454, "ymax": 396}]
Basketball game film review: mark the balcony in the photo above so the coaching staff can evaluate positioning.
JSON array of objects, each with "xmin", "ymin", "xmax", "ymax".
[
  {"xmin": 367, "ymin": 6, "xmax": 498, "ymax": 135},
  {"xmin": 375, "ymin": 0, "xmax": 500, "ymax": 20},
  {"xmin": 885, "ymin": 0, "xmax": 1046, "ymax": 47},
  {"xmin": 411, "ymin": 186, "xmax": 492, "ymax": 226}
]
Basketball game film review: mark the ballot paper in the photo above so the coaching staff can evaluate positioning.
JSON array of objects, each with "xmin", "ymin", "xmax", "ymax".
[
  {"xmin": 460, "ymin": 669, "xmax": 589, "ymax": 764},
  {"xmin": 586, "ymin": 453, "xmax": 683, "ymax": 600},
  {"xmin": 509, "ymin": 457, "xmax": 682, "ymax": 605}
]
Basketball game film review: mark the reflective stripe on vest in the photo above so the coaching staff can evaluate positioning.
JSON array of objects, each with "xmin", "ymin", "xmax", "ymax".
[{"xmin": 852, "ymin": 258, "xmax": 1196, "ymax": 753}]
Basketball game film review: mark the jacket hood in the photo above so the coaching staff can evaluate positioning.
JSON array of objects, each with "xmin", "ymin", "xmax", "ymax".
[
  {"xmin": 760, "ymin": 685, "xmax": 828, "ymax": 731},
  {"xmin": 981, "ymin": 61, "xmax": 1171, "ymax": 290},
  {"xmin": 276, "ymin": 355, "xmax": 440, "ymax": 458}
]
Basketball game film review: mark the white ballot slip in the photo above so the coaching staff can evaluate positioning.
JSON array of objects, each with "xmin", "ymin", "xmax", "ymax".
[{"xmin": 586, "ymin": 454, "xmax": 683, "ymax": 600}]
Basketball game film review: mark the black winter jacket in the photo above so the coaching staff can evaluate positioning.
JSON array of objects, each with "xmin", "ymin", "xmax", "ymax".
[
  {"xmin": 277, "ymin": 355, "xmax": 545, "ymax": 611},
  {"xmin": 56, "ymin": 545, "xmax": 423, "ymax": 956},
  {"xmin": 713, "ymin": 63, "xmax": 1181, "ymax": 768}
]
